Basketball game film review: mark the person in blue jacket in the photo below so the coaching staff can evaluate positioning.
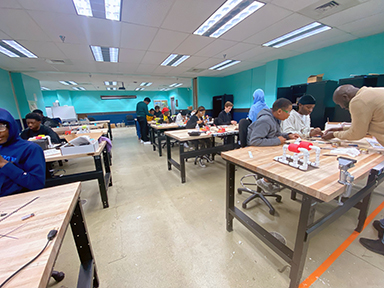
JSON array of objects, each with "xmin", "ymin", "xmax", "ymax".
[
  {"xmin": 0, "ymin": 108, "xmax": 46, "ymax": 197},
  {"xmin": 248, "ymin": 89, "xmax": 269, "ymax": 122}
]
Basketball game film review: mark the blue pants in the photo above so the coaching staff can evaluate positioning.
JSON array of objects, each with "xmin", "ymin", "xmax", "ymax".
[{"xmin": 380, "ymin": 218, "xmax": 384, "ymax": 244}]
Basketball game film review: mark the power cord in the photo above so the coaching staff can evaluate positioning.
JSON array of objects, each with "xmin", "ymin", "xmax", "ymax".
[{"xmin": 0, "ymin": 229, "xmax": 58, "ymax": 288}]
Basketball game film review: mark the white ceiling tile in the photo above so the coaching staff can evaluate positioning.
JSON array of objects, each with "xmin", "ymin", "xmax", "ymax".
[
  {"xmin": 136, "ymin": 64, "xmax": 158, "ymax": 74},
  {"xmin": 148, "ymin": 29, "xmax": 189, "ymax": 53},
  {"xmin": 153, "ymin": 66, "xmax": 174, "ymax": 74},
  {"xmin": 271, "ymin": 0, "xmax": 320, "ymax": 12},
  {"xmin": 95, "ymin": 62, "xmax": 119, "ymax": 74},
  {"xmin": 0, "ymin": 9, "xmax": 50, "ymax": 41},
  {"xmin": 220, "ymin": 4, "xmax": 293, "ymax": 42},
  {"xmin": 214, "ymin": 43, "xmax": 256, "ymax": 60},
  {"xmin": 1, "ymin": 0, "xmax": 22, "ymax": 8},
  {"xmin": 56, "ymin": 43, "xmax": 94, "ymax": 61},
  {"xmin": 180, "ymin": 55, "xmax": 209, "ymax": 67},
  {"xmin": 15, "ymin": 58, "xmax": 58, "ymax": 72},
  {"xmin": 161, "ymin": 0, "xmax": 225, "ymax": 33},
  {"xmin": 0, "ymin": 29, "xmax": 11, "ymax": 38},
  {"xmin": 244, "ymin": 13, "xmax": 314, "ymax": 45},
  {"xmin": 141, "ymin": 51, "xmax": 169, "ymax": 65},
  {"xmin": 119, "ymin": 48, "xmax": 146, "ymax": 63},
  {"xmin": 117, "ymin": 63, "xmax": 140, "ymax": 74},
  {"xmin": 121, "ymin": 0, "xmax": 174, "ymax": 27},
  {"xmin": 28, "ymin": 11, "xmax": 88, "ymax": 44},
  {"xmin": 173, "ymin": 34, "xmax": 214, "ymax": 55},
  {"xmin": 233, "ymin": 46, "xmax": 266, "ymax": 61},
  {"xmin": 119, "ymin": 23, "xmax": 158, "ymax": 50},
  {"xmin": 195, "ymin": 39, "xmax": 237, "ymax": 57},
  {"xmin": 194, "ymin": 58, "xmax": 228, "ymax": 69},
  {"xmin": 79, "ymin": 17, "xmax": 122, "ymax": 47},
  {"xmin": 17, "ymin": 0, "xmax": 75, "ymax": 14},
  {"xmin": 338, "ymin": 12, "xmax": 384, "ymax": 37},
  {"xmin": 321, "ymin": 0, "xmax": 384, "ymax": 27},
  {"xmin": 17, "ymin": 41, "xmax": 67, "ymax": 59}
]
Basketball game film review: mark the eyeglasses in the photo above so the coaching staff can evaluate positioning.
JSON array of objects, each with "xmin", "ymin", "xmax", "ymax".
[
  {"xmin": 281, "ymin": 109, "xmax": 290, "ymax": 114},
  {"xmin": 0, "ymin": 124, "xmax": 7, "ymax": 132}
]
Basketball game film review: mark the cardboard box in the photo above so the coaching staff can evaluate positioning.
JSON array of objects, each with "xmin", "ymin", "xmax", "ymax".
[
  {"xmin": 60, "ymin": 139, "xmax": 99, "ymax": 156},
  {"xmin": 307, "ymin": 73, "xmax": 324, "ymax": 83},
  {"xmin": 111, "ymin": 123, "xmax": 116, "ymax": 128}
]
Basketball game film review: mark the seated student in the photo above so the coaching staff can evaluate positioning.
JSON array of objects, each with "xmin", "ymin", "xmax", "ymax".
[
  {"xmin": 159, "ymin": 107, "xmax": 174, "ymax": 124},
  {"xmin": 247, "ymin": 98, "xmax": 299, "ymax": 193},
  {"xmin": 20, "ymin": 113, "xmax": 61, "ymax": 144},
  {"xmin": 32, "ymin": 109, "xmax": 60, "ymax": 128},
  {"xmin": 154, "ymin": 106, "xmax": 162, "ymax": 117},
  {"xmin": 216, "ymin": 101, "xmax": 237, "ymax": 125},
  {"xmin": 0, "ymin": 108, "xmax": 45, "ymax": 197},
  {"xmin": 281, "ymin": 94, "xmax": 323, "ymax": 138},
  {"xmin": 186, "ymin": 106, "xmax": 207, "ymax": 129},
  {"xmin": 147, "ymin": 109, "xmax": 155, "ymax": 121}
]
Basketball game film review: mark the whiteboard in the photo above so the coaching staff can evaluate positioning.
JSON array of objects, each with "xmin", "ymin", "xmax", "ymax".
[
  {"xmin": 45, "ymin": 107, "xmax": 53, "ymax": 118},
  {"xmin": 51, "ymin": 106, "xmax": 77, "ymax": 121}
]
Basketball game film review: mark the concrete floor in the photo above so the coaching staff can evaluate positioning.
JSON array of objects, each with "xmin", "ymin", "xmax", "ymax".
[{"xmin": 49, "ymin": 127, "xmax": 384, "ymax": 288}]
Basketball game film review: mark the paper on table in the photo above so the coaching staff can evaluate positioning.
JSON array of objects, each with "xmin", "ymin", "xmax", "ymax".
[{"xmin": 366, "ymin": 137, "xmax": 384, "ymax": 149}]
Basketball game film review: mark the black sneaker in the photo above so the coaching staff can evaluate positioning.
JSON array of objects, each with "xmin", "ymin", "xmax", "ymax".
[
  {"xmin": 373, "ymin": 220, "xmax": 384, "ymax": 239},
  {"xmin": 359, "ymin": 238, "xmax": 384, "ymax": 256}
]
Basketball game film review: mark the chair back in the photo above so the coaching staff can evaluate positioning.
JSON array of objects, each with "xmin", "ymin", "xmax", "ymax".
[{"xmin": 238, "ymin": 118, "xmax": 251, "ymax": 148}]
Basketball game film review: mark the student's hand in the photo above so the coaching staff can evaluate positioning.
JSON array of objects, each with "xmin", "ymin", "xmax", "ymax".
[
  {"xmin": 197, "ymin": 120, "xmax": 203, "ymax": 124},
  {"xmin": 278, "ymin": 136, "xmax": 286, "ymax": 144},
  {"xmin": 322, "ymin": 131, "xmax": 335, "ymax": 140},
  {"xmin": 0, "ymin": 155, "xmax": 8, "ymax": 168},
  {"xmin": 288, "ymin": 133, "xmax": 300, "ymax": 140},
  {"xmin": 310, "ymin": 128, "xmax": 323, "ymax": 137},
  {"xmin": 231, "ymin": 120, "xmax": 237, "ymax": 125},
  {"xmin": 324, "ymin": 127, "xmax": 343, "ymax": 134}
]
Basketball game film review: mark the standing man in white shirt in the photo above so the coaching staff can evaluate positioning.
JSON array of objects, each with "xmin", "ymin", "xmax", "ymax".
[{"xmin": 281, "ymin": 94, "xmax": 323, "ymax": 138}]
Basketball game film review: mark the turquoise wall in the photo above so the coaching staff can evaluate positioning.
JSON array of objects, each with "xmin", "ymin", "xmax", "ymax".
[
  {"xmin": 0, "ymin": 68, "xmax": 19, "ymax": 118},
  {"xmin": 169, "ymin": 88, "xmax": 191, "ymax": 110},
  {"xmin": 196, "ymin": 77, "xmax": 226, "ymax": 109},
  {"xmin": 57, "ymin": 90, "xmax": 72, "ymax": 106}
]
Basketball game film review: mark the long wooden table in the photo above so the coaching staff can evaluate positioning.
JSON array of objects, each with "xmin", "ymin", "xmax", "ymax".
[
  {"xmin": 221, "ymin": 145, "xmax": 384, "ymax": 288},
  {"xmin": 45, "ymin": 141, "xmax": 112, "ymax": 208},
  {"xmin": 165, "ymin": 125, "xmax": 238, "ymax": 183},
  {"xmin": 149, "ymin": 123, "xmax": 186, "ymax": 157},
  {"xmin": 0, "ymin": 182, "xmax": 99, "ymax": 288}
]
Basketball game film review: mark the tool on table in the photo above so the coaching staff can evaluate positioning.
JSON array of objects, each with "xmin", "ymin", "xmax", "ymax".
[
  {"xmin": 21, "ymin": 213, "xmax": 35, "ymax": 221},
  {"xmin": 0, "ymin": 197, "xmax": 39, "ymax": 223},
  {"xmin": 337, "ymin": 157, "xmax": 357, "ymax": 206}
]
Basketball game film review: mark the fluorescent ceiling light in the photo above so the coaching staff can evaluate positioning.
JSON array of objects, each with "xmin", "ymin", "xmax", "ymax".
[
  {"xmin": 105, "ymin": 81, "xmax": 117, "ymax": 85},
  {"xmin": 0, "ymin": 40, "xmax": 37, "ymax": 58},
  {"xmin": 135, "ymin": 88, "xmax": 144, "ymax": 91},
  {"xmin": 90, "ymin": 45, "xmax": 119, "ymax": 62},
  {"xmin": 160, "ymin": 88, "xmax": 171, "ymax": 91},
  {"xmin": 73, "ymin": 0, "xmax": 121, "ymax": 21},
  {"xmin": 263, "ymin": 22, "xmax": 332, "ymax": 48},
  {"xmin": 78, "ymin": 87, "xmax": 86, "ymax": 90},
  {"xmin": 140, "ymin": 82, "xmax": 152, "ymax": 87},
  {"xmin": 41, "ymin": 87, "xmax": 50, "ymax": 90},
  {"xmin": 169, "ymin": 83, "xmax": 183, "ymax": 88},
  {"xmin": 59, "ymin": 81, "xmax": 78, "ymax": 85},
  {"xmin": 209, "ymin": 59, "xmax": 240, "ymax": 70},
  {"xmin": 73, "ymin": 87, "xmax": 80, "ymax": 90},
  {"xmin": 107, "ymin": 87, "xmax": 117, "ymax": 90},
  {"xmin": 161, "ymin": 54, "xmax": 190, "ymax": 67},
  {"xmin": 194, "ymin": 0, "xmax": 264, "ymax": 38}
]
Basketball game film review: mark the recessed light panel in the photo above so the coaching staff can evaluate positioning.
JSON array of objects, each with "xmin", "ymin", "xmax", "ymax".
[
  {"xmin": 91, "ymin": 46, "xmax": 119, "ymax": 62},
  {"xmin": 161, "ymin": 54, "xmax": 190, "ymax": 67},
  {"xmin": 209, "ymin": 60, "xmax": 240, "ymax": 70},
  {"xmin": 0, "ymin": 40, "xmax": 37, "ymax": 58},
  {"xmin": 59, "ymin": 81, "xmax": 78, "ymax": 85},
  {"xmin": 104, "ymin": 81, "xmax": 117, "ymax": 85},
  {"xmin": 73, "ymin": 0, "xmax": 121, "ymax": 21},
  {"xmin": 140, "ymin": 82, "xmax": 152, "ymax": 87},
  {"xmin": 135, "ymin": 88, "xmax": 145, "ymax": 91}
]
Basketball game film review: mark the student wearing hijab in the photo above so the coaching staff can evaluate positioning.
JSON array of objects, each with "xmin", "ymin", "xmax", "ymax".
[
  {"xmin": 281, "ymin": 94, "xmax": 323, "ymax": 138},
  {"xmin": 248, "ymin": 89, "xmax": 269, "ymax": 122}
]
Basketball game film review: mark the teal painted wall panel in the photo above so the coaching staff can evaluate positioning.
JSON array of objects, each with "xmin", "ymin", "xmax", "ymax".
[
  {"xmin": 222, "ymin": 70, "xmax": 252, "ymax": 108},
  {"xmin": 42, "ymin": 91, "xmax": 58, "ymax": 107},
  {"xmin": 265, "ymin": 60, "xmax": 281, "ymax": 107},
  {"xmin": 0, "ymin": 68, "xmax": 18, "ymax": 118},
  {"xmin": 21, "ymin": 74, "xmax": 45, "ymax": 111},
  {"xmin": 169, "ymin": 88, "xmax": 191, "ymax": 110},
  {"xmin": 197, "ymin": 77, "xmax": 225, "ymax": 109},
  {"xmin": 279, "ymin": 32, "xmax": 384, "ymax": 87},
  {"xmin": 57, "ymin": 90, "xmax": 72, "ymax": 106},
  {"xmin": 10, "ymin": 73, "xmax": 29, "ymax": 118}
]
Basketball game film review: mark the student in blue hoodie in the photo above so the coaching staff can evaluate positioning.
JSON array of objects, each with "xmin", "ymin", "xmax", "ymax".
[{"xmin": 0, "ymin": 108, "xmax": 46, "ymax": 197}]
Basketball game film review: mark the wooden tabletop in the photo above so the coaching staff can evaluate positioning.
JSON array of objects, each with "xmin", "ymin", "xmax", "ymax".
[
  {"xmin": 0, "ymin": 182, "xmax": 81, "ymax": 288},
  {"xmin": 59, "ymin": 128, "xmax": 108, "ymax": 139},
  {"xmin": 165, "ymin": 125, "xmax": 238, "ymax": 141},
  {"xmin": 221, "ymin": 144, "xmax": 384, "ymax": 202},
  {"xmin": 45, "ymin": 141, "xmax": 106, "ymax": 162},
  {"xmin": 150, "ymin": 123, "xmax": 186, "ymax": 130}
]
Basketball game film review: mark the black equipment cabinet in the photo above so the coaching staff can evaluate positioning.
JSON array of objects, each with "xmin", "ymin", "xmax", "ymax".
[{"xmin": 212, "ymin": 94, "xmax": 234, "ymax": 118}]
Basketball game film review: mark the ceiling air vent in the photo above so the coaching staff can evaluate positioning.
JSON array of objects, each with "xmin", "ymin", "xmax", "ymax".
[
  {"xmin": 46, "ymin": 59, "xmax": 66, "ymax": 64},
  {"xmin": 315, "ymin": 1, "xmax": 339, "ymax": 13},
  {"xmin": 186, "ymin": 68, "xmax": 205, "ymax": 73}
]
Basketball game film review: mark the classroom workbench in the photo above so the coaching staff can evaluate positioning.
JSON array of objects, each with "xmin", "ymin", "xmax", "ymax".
[
  {"xmin": 0, "ymin": 182, "xmax": 99, "ymax": 288},
  {"xmin": 221, "ymin": 145, "xmax": 384, "ymax": 288}
]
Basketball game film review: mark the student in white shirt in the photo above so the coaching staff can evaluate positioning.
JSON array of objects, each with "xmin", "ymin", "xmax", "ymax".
[{"xmin": 281, "ymin": 94, "xmax": 323, "ymax": 138}]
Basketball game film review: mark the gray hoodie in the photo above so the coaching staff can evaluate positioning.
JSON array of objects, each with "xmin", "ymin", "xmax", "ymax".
[{"xmin": 247, "ymin": 108, "xmax": 289, "ymax": 146}]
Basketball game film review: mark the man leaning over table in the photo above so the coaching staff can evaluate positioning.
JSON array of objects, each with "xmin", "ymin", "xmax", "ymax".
[
  {"xmin": 321, "ymin": 85, "xmax": 384, "ymax": 255},
  {"xmin": 0, "ymin": 108, "xmax": 45, "ymax": 197}
]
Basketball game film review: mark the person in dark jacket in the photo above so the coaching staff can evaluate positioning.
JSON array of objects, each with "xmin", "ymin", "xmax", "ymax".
[
  {"xmin": 247, "ymin": 98, "xmax": 299, "ymax": 193},
  {"xmin": 136, "ymin": 97, "xmax": 153, "ymax": 144},
  {"xmin": 154, "ymin": 106, "xmax": 162, "ymax": 117},
  {"xmin": 186, "ymin": 106, "xmax": 207, "ymax": 129},
  {"xmin": 32, "ymin": 109, "xmax": 60, "ymax": 128},
  {"xmin": 20, "ymin": 113, "xmax": 61, "ymax": 144},
  {"xmin": 216, "ymin": 101, "xmax": 237, "ymax": 125},
  {"xmin": 0, "ymin": 108, "xmax": 46, "ymax": 197}
]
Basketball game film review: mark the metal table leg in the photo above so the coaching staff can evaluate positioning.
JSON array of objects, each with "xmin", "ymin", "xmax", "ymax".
[
  {"xmin": 93, "ymin": 155, "xmax": 109, "ymax": 208},
  {"xmin": 167, "ymin": 136, "xmax": 172, "ymax": 171},
  {"xmin": 226, "ymin": 161, "xmax": 235, "ymax": 232},
  {"xmin": 180, "ymin": 142, "xmax": 186, "ymax": 183},
  {"xmin": 108, "ymin": 122, "xmax": 112, "ymax": 140},
  {"xmin": 157, "ymin": 130, "xmax": 162, "ymax": 157}
]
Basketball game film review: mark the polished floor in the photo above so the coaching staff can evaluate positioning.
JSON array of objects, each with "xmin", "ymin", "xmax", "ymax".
[{"xmin": 49, "ymin": 127, "xmax": 384, "ymax": 288}]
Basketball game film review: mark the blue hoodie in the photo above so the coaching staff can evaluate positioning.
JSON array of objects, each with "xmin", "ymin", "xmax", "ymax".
[
  {"xmin": 0, "ymin": 108, "xmax": 45, "ymax": 197},
  {"xmin": 248, "ymin": 89, "xmax": 269, "ymax": 122}
]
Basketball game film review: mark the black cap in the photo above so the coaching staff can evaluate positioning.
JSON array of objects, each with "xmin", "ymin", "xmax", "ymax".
[{"xmin": 298, "ymin": 94, "xmax": 316, "ymax": 105}]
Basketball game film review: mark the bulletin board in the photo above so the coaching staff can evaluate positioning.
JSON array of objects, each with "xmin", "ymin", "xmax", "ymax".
[{"xmin": 153, "ymin": 100, "xmax": 168, "ymax": 109}]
